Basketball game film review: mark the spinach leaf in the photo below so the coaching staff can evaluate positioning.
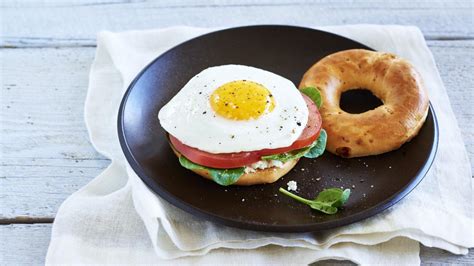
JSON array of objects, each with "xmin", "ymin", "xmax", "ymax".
[
  {"xmin": 301, "ymin": 87, "xmax": 322, "ymax": 108},
  {"xmin": 304, "ymin": 129, "xmax": 327, "ymax": 159},
  {"xmin": 279, "ymin": 187, "xmax": 351, "ymax": 214},
  {"xmin": 208, "ymin": 168, "xmax": 245, "ymax": 186},
  {"xmin": 315, "ymin": 187, "xmax": 351, "ymax": 208},
  {"xmin": 178, "ymin": 156, "xmax": 244, "ymax": 186},
  {"xmin": 179, "ymin": 156, "xmax": 206, "ymax": 170},
  {"xmin": 261, "ymin": 129, "xmax": 326, "ymax": 162},
  {"xmin": 261, "ymin": 145, "xmax": 313, "ymax": 162}
]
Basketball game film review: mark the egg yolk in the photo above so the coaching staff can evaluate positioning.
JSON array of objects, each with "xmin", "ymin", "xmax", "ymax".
[{"xmin": 210, "ymin": 80, "xmax": 275, "ymax": 120}]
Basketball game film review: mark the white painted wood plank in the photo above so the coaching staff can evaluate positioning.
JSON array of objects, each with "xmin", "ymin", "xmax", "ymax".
[
  {"xmin": 2, "ymin": 41, "xmax": 473, "ymax": 220},
  {"xmin": 1, "ymin": 47, "xmax": 110, "ymax": 219},
  {"xmin": 1, "ymin": 158, "xmax": 107, "ymax": 219},
  {"xmin": 3, "ymin": 0, "xmax": 470, "ymax": 9},
  {"xmin": 2, "ymin": 1, "xmax": 473, "ymax": 47},
  {"xmin": 2, "ymin": 0, "xmax": 317, "ymax": 7},
  {"xmin": 1, "ymin": 47, "xmax": 98, "ymax": 160},
  {"xmin": 429, "ymin": 40, "xmax": 474, "ymax": 167},
  {"xmin": 0, "ymin": 223, "xmax": 471, "ymax": 265},
  {"xmin": 0, "ymin": 224, "xmax": 52, "ymax": 265}
]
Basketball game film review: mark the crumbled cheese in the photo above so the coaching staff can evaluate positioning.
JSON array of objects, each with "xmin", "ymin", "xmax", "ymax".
[
  {"xmin": 252, "ymin": 160, "xmax": 269, "ymax": 169},
  {"xmin": 270, "ymin": 160, "xmax": 284, "ymax": 168},
  {"xmin": 287, "ymin": 180, "xmax": 297, "ymax": 191},
  {"xmin": 244, "ymin": 167, "xmax": 256, "ymax": 174},
  {"xmin": 244, "ymin": 160, "xmax": 284, "ymax": 174}
]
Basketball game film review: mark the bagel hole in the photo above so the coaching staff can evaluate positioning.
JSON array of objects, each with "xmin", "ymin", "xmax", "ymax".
[{"xmin": 340, "ymin": 89, "xmax": 383, "ymax": 114}]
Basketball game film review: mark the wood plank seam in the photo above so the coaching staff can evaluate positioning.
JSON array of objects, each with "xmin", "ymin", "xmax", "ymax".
[{"xmin": 0, "ymin": 217, "xmax": 54, "ymax": 225}]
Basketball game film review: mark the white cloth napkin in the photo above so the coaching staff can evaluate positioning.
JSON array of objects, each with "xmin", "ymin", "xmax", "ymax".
[{"xmin": 46, "ymin": 25, "xmax": 473, "ymax": 265}]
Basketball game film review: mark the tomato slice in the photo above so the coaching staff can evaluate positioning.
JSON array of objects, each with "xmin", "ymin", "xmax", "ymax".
[
  {"xmin": 259, "ymin": 94, "xmax": 321, "ymax": 156},
  {"xmin": 169, "ymin": 93, "xmax": 322, "ymax": 169},
  {"xmin": 170, "ymin": 136, "xmax": 262, "ymax": 169}
]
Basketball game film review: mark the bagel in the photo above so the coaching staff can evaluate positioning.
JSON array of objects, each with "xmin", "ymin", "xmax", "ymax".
[
  {"xmin": 170, "ymin": 144, "xmax": 299, "ymax": 186},
  {"xmin": 300, "ymin": 49, "xmax": 429, "ymax": 158}
]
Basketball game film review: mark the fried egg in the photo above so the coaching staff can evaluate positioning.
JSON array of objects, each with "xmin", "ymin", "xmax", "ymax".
[{"xmin": 158, "ymin": 65, "xmax": 309, "ymax": 153}]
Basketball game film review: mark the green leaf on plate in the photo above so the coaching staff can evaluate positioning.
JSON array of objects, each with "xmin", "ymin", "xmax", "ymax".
[{"xmin": 279, "ymin": 187, "xmax": 351, "ymax": 215}]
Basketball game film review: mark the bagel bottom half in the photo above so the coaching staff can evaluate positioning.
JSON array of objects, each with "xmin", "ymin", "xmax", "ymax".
[{"xmin": 170, "ymin": 146, "xmax": 299, "ymax": 186}]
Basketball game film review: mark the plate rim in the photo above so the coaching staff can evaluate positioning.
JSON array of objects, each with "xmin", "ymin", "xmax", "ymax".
[{"xmin": 117, "ymin": 25, "xmax": 439, "ymax": 232}]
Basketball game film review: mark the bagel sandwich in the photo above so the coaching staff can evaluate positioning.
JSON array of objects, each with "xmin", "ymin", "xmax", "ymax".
[{"xmin": 158, "ymin": 65, "xmax": 327, "ymax": 186}]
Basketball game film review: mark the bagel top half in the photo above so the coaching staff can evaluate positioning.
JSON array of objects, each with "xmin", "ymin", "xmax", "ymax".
[{"xmin": 300, "ymin": 49, "xmax": 429, "ymax": 158}]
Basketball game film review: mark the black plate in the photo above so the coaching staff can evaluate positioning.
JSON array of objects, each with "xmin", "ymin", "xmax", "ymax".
[{"xmin": 118, "ymin": 25, "xmax": 438, "ymax": 232}]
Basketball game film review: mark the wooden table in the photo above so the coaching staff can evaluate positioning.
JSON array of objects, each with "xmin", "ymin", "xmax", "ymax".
[{"xmin": 1, "ymin": 1, "xmax": 472, "ymax": 264}]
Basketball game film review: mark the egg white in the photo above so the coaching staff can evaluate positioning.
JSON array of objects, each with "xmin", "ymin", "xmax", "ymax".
[{"xmin": 158, "ymin": 65, "xmax": 309, "ymax": 154}]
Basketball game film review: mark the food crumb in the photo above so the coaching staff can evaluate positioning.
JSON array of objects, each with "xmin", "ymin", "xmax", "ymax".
[
  {"xmin": 351, "ymin": 185, "xmax": 356, "ymax": 189},
  {"xmin": 316, "ymin": 177, "xmax": 321, "ymax": 181},
  {"xmin": 370, "ymin": 185, "xmax": 374, "ymax": 188},
  {"xmin": 287, "ymin": 180, "xmax": 297, "ymax": 191},
  {"xmin": 363, "ymin": 193, "xmax": 366, "ymax": 197},
  {"xmin": 241, "ymin": 198, "xmax": 245, "ymax": 202},
  {"xmin": 388, "ymin": 166, "xmax": 392, "ymax": 169},
  {"xmin": 301, "ymin": 168, "xmax": 305, "ymax": 171}
]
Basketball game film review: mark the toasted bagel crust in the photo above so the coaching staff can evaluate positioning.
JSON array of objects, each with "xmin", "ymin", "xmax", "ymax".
[
  {"xmin": 300, "ymin": 49, "xmax": 429, "ymax": 158},
  {"xmin": 171, "ymin": 147, "xmax": 298, "ymax": 186}
]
